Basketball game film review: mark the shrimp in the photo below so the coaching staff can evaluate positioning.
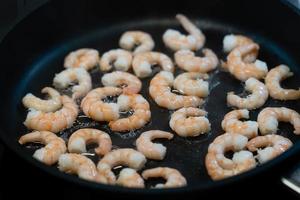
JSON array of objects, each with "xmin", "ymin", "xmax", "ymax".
[
  {"xmin": 68, "ymin": 128, "xmax": 112, "ymax": 156},
  {"xmin": 142, "ymin": 167, "xmax": 187, "ymax": 188},
  {"xmin": 101, "ymin": 71, "xmax": 142, "ymax": 94},
  {"xmin": 58, "ymin": 153, "xmax": 107, "ymax": 183},
  {"xmin": 132, "ymin": 51, "xmax": 174, "ymax": 78},
  {"xmin": 22, "ymin": 87, "xmax": 62, "ymax": 112},
  {"xmin": 163, "ymin": 14, "xmax": 205, "ymax": 51},
  {"xmin": 149, "ymin": 71, "xmax": 204, "ymax": 110},
  {"xmin": 81, "ymin": 87, "xmax": 122, "ymax": 122},
  {"xmin": 119, "ymin": 31, "xmax": 154, "ymax": 54},
  {"xmin": 223, "ymin": 34, "xmax": 257, "ymax": 63},
  {"xmin": 205, "ymin": 133, "xmax": 256, "ymax": 180},
  {"xmin": 64, "ymin": 48, "xmax": 99, "ymax": 70},
  {"xmin": 99, "ymin": 49, "xmax": 133, "ymax": 72},
  {"xmin": 136, "ymin": 130, "xmax": 174, "ymax": 160},
  {"xmin": 225, "ymin": 43, "xmax": 268, "ymax": 81},
  {"xmin": 53, "ymin": 68, "xmax": 92, "ymax": 100},
  {"xmin": 97, "ymin": 148, "xmax": 146, "ymax": 184},
  {"xmin": 174, "ymin": 49, "xmax": 218, "ymax": 73},
  {"xmin": 19, "ymin": 131, "xmax": 66, "ymax": 165},
  {"xmin": 221, "ymin": 109, "xmax": 258, "ymax": 139},
  {"xmin": 116, "ymin": 168, "xmax": 145, "ymax": 188},
  {"xmin": 247, "ymin": 135, "xmax": 292, "ymax": 163},
  {"xmin": 257, "ymin": 107, "xmax": 300, "ymax": 135},
  {"xmin": 169, "ymin": 107, "xmax": 210, "ymax": 137},
  {"xmin": 227, "ymin": 77, "xmax": 268, "ymax": 110},
  {"xmin": 173, "ymin": 72, "xmax": 209, "ymax": 97},
  {"xmin": 24, "ymin": 95, "xmax": 78, "ymax": 133},
  {"xmin": 108, "ymin": 94, "xmax": 151, "ymax": 132},
  {"xmin": 265, "ymin": 65, "xmax": 300, "ymax": 100}
]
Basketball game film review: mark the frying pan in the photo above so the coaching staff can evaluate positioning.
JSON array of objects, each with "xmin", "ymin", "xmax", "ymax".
[{"xmin": 0, "ymin": 0, "xmax": 300, "ymax": 198}]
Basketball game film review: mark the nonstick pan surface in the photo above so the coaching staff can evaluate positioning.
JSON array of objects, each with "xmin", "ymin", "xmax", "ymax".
[{"xmin": 1, "ymin": 16, "xmax": 300, "ymax": 193}]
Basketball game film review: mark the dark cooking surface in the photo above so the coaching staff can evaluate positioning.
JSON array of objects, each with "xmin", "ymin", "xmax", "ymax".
[
  {"xmin": 10, "ymin": 18, "xmax": 300, "ymax": 187},
  {"xmin": 0, "ymin": 144, "xmax": 299, "ymax": 199}
]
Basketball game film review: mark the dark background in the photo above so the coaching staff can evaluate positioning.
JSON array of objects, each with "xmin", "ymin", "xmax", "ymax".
[{"xmin": 0, "ymin": 0, "xmax": 300, "ymax": 199}]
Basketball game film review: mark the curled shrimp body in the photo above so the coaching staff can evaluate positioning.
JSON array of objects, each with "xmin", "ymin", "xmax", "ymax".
[
  {"xmin": 149, "ymin": 71, "xmax": 204, "ymax": 110},
  {"xmin": 223, "ymin": 34, "xmax": 257, "ymax": 62},
  {"xmin": 221, "ymin": 109, "xmax": 258, "ymax": 139},
  {"xmin": 64, "ymin": 48, "xmax": 99, "ymax": 70},
  {"xmin": 119, "ymin": 31, "xmax": 154, "ymax": 54},
  {"xmin": 22, "ymin": 87, "xmax": 62, "ymax": 112},
  {"xmin": 68, "ymin": 128, "xmax": 112, "ymax": 156},
  {"xmin": 101, "ymin": 71, "xmax": 142, "ymax": 94},
  {"xmin": 142, "ymin": 167, "xmax": 187, "ymax": 188},
  {"xmin": 225, "ymin": 43, "xmax": 268, "ymax": 81},
  {"xmin": 81, "ymin": 87, "xmax": 122, "ymax": 122},
  {"xmin": 53, "ymin": 68, "xmax": 92, "ymax": 100},
  {"xmin": 132, "ymin": 51, "xmax": 174, "ymax": 78},
  {"xmin": 169, "ymin": 107, "xmax": 210, "ymax": 137},
  {"xmin": 227, "ymin": 77, "xmax": 268, "ymax": 110},
  {"xmin": 163, "ymin": 14, "xmax": 205, "ymax": 51},
  {"xmin": 257, "ymin": 107, "xmax": 300, "ymax": 135},
  {"xmin": 247, "ymin": 135, "xmax": 292, "ymax": 163},
  {"xmin": 265, "ymin": 65, "xmax": 300, "ymax": 100},
  {"xmin": 99, "ymin": 49, "xmax": 132, "ymax": 72},
  {"xmin": 136, "ymin": 130, "xmax": 174, "ymax": 160},
  {"xmin": 174, "ymin": 49, "xmax": 218, "ymax": 73},
  {"xmin": 108, "ymin": 94, "xmax": 151, "ymax": 132},
  {"xmin": 24, "ymin": 95, "xmax": 78, "ymax": 133},
  {"xmin": 205, "ymin": 133, "xmax": 256, "ymax": 180},
  {"xmin": 173, "ymin": 72, "xmax": 209, "ymax": 97},
  {"xmin": 58, "ymin": 153, "xmax": 107, "ymax": 183},
  {"xmin": 116, "ymin": 168, "xmax": 145, "ymax": 188},
  {"xmin": 223, "ymin": 34, "xmax": 255, "ymax": 52},
  {"xmin": 19, "ymin": 131, "xmax": 66, "ymax": 165},
  {"xmin": 97, "ymin": 148, "xmax": 146, "ymax": 184}
]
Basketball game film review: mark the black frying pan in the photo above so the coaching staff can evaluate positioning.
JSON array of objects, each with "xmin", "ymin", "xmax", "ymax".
[{"xmin": 0, "ymin": 0, "xmax": 300, "ymax": 197}]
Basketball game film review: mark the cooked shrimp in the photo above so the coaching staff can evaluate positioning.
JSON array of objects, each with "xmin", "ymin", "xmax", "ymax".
[
  {"xmin": 81, "ymin": 87, "xmax": 122, "ymax": 122},
  {"xmin": 174, "ymin": 49, "xmax": 218, "ymax": 73},
  {"xmin": 64, "ymin": 48, "xmax": 99, "ymax": 70},
  {"xmin": 173, "ymin": 72, "xmax": 209, "ymax": 97},
  {"xmin": 132, "ymin": 51, "xmax": 174, "ymax": 78},
  {"xmin": 68, "ymin": 128, "xmax": 112, "ymax": 156},
  {"xmin": 24, "ymin": 95, "xmax": 78, "ymax": 133},
  {"xmin": 99, "ymin": 49, "xmax": 133, "ymax": 72},
  {"xmin": 136, "ymin": 130, "xmax": 173, "ymax": 160},
  {"xmin": 97, "ymin": 148, "xmax": 146, "ymax": 184},
  {"xmin": 247, "ymin": 135, "xmax": 292, "ymax": 163},
  {"xmin": 169, "ymin": 107, "xmax": 210, "ymax": 137},
  {"xmin": 22, "ymin": 87, "xmax": 62, "ymax": 112},
  {"xmin": 58, "ymin": 153, "xmax": 107, "ymax": 183},
  {"xmin": 116, "ymin": 168, "xmax": 145, "ymax": 188},
  {"xmin": 53, "ymin": 68, "xmax": 92, "ymax": 99},
  {"xmin": 101, "ymin": 71, "xmax": 142, "ymax": 94},
  {"xmin": 225, "ymin": 43, "xmax": 268, "ymax": 81},
  {"xmin": 108, "ymin": 94, "xmax": 151, "ymax": 132},
  {"xmin": 142, "ymin": 167, "xmax": 187, "ymax": 188},
  {"xmin": 257, "ymin": 107, "xmax": 300, "ymax": 135},
  {"xmin": 149, "ymin": 71, "xmax": 204, "ymax": 110},
  {"xmin": 221, "ymin": 109, "xmax": 258, "ymax": 139},
  {"xmin": 223, "ymin": 34, "xmax": 257, "ymax": 63},
  {"xmin": 205, "ymin": 133, "xmax": 256, "ymax": 180},
  {"xmin": 163, "ymin": 14, "xmax": 205, "ymax": 51},
  {"xmin": 119, "ymin": 31, "xmax": 154, "ymax": 54},
  {"xmin": 265, "ymin": 65, "xmax": 300, "ymax": 100},
  {"xmin": 19, "ymin": 131, "xmax": 66, "ymax": 165},
  {"xmin": 227, "ymin": 77, "xmax": 268, "ymax": 110}
]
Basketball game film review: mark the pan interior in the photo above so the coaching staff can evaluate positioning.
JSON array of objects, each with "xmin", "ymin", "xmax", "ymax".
[{"xmin": 5, "ymin": 18, "xmax": 300, "ymax": 187}]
